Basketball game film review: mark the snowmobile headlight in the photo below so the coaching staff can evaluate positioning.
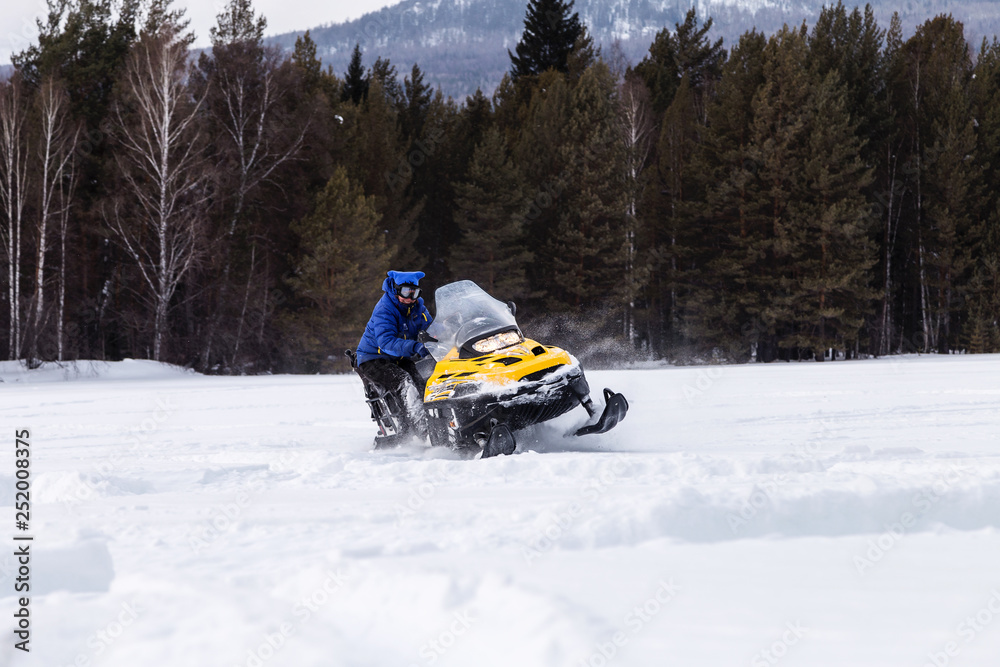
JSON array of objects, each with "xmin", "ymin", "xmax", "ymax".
[{"xmin": 472, "ymin": 331, "xmax": 522, "ymax": 354}]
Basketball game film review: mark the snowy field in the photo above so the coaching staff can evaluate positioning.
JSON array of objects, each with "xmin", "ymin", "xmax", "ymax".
[{"xmin": 2, "ymin": 354, "xmax": 1000, "ymax": 667}]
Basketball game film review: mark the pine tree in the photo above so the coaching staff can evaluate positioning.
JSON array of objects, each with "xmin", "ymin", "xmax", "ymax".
[
  {"xmin": 457, "ymin": 89, "xmax": 494, "ymax": 158},
  {"xmin": 292, "ymin": 31, "xmax": 322, "ymax": 94},
  {"xmin": 508, "ymin": 0, "xmax": 583, "ymax": 80},
  {"xmin": 192, "ymin": 0, "xmax": 305, "ymax": 370},
  {"xmin": 283, "ymin": 167, "xmax": 390, "ymax": 371},
  {"xmin": 210, "ymin": 0, "xmax": 266, "ymax": 46},
  {"xmin": 786, "ymin": 70, "xmax": 877, "ymax": 358},
  {"xmin": 661, "ymin": 30, "xmax": 767, "ymax": 359},
  {"xmin": 142, "ymin": 0, "xmax": 193, "ymax": 44},
  {"xmin": 509, "ymin": 68, "xmax": 570, "ymax": 302},
  {"xmin": 738, "ymin": 26, "xmax": 819, "ymax": 360},
  {"xmin": 871, "ymin": 13, "xmax": 908, "ymax": 355},
  {"xmin": 693, "ymin": 26, "xmax": 876, "ymax": 361},
  {"xmin": 646, "ymin": 75, "xmax": 702, "ymax": 351},
  {"xmin": 922, "ymin": 89, "xmax": 980, "ymax": 353},
  {"xmin": 13, "ymin": 0, "xmax": 140, "ymax": 121},
  {"xmin": 403, "ymin": 64, "xmax": 433, "ymax": 142},
  {"xmin": 370, "ymin": 57, "xmax": 403, "ymax": 108},
  {"xmin": 965, "ymin": 39, "xmax": 1000, "ymax": 352},
  {"xmin": 343, "ymin": 44, "xmax": 368, "ymax": 105},
  {"xmin": 449, "ymin": 127, "xmax": 532, "ymax": 298},
  {"xmin": 633, "ymin": 8, "xmax": 724, "ymax": 117},
  {"xmin": 566, "ymin": 29, "xmax": 598, "ymax": 83},
  {"xmin": 350, "ymin": 76, "xmax": 419, "ymax": 269},
  {"xmin": 808, "ymin": 2, "xmax": 886, "ymax": 159},
  {"xmin": 755, "ymin": 28, "xmax": 876, "ymax": 359},
  {"xmin": 545, "ymin": 63, "xmax": 628, "ymax": 314},
  {"xmin": 897, "ymin": 16, "xmax": 979, "ymax": 353},
  {"xmin": 629, "ymin": 8, "xmax": 725, "ymax": 355},
  {"xmin": 11, "ymin": 1, "xmax": 144, "ymax": 361},
  {"xmin": 409, "ymin": 91, "xmax": 461, "ymax": 279}
]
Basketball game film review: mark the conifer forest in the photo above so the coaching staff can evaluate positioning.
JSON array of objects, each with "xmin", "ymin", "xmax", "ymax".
[{"xmin": 2, "ymin": 0, "xmax": 999, "ymax": 372}]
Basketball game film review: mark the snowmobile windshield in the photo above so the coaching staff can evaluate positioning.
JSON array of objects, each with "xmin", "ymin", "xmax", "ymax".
[{"xmin": 425, "ymin": 281, "xmax": 521, "ymax": 361}]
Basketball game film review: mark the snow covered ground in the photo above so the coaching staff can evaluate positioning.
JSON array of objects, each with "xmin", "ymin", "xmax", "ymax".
[{"xmin": 2, "ymin": 354, "xmax": 1000, "ymax": 667}]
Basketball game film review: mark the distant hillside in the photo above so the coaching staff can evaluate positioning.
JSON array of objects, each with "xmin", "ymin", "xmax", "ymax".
[{"xmin": 267, "ymin": 0, "xmax": 1000, "ymax": 99}]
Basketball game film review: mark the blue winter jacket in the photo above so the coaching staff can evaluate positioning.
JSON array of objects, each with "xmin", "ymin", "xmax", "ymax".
[{"xmin": 355, "ymin": 275, "xmax": 433, "ymax": 365}]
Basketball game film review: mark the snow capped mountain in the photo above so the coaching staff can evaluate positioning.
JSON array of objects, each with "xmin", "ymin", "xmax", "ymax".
[{"xmin": 266, "ymin": 0, "xmax": 999, "ymax": 98}]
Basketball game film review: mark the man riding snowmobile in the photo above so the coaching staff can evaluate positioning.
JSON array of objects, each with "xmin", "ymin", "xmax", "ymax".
[
  {"xmin": 351, "ymin": 270, "xmax": 433, "ymax": 445},
  {"xmin": 349, "ymin": 278, "xmax": 628, "ymax": 456}
]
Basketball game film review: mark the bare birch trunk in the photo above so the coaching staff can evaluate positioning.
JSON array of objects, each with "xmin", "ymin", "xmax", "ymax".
[
  {"xmin": 108, "ymin": 28, "xmax": 208, "ymax": 362},
  {"xmin": 617, "ymin": 76, "xmax": 653, "ymax": 344},
  {"xmin": 200, "ymin": 48, "xmax": 304, "ymax": 370},
  {"xmin": 31, "ymin": 80, "xmax": 77, "ymax": 360},
  {"xmin": 880, "ymin": 147, "xmax": 897, "ymax": 356},
  {"xmin": 56, "ymin": 141, "xmax": 79, "ymax": 362},
  {"xmin": 0, "ymin": 78, "xmax": 29, "ymax": 361}
]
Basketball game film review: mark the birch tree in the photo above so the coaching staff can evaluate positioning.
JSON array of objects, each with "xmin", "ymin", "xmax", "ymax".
[
  {"xmin": 107, "ymin": 27, "xmax": 208, "ymax": 361},
  {"xmin": 0, "ymin": 77, "xmax": 30, "ymax": 360},
  {"xmin": 30, "ymin": 78, "xmax": 79, "ymax": 361},
  {"xmin": 617, "ymin": 73, "xmax": 654, "ymax": 341},
  {"xmin": 57, "ymin": 158, "xmax": 78, "ymax": 361},
  {"xmin": 195, "ymin": 0, "xmax": 304, "ymax": 370}
]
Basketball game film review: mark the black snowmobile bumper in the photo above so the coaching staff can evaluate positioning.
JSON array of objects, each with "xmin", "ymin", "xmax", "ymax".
[
  {"xmin": 425, "ymin": 366, "xmax": 589, "ymax": 451},
  {"xmin": 574, "ymin": 388, "xmax": 629, "ymax": 436}
]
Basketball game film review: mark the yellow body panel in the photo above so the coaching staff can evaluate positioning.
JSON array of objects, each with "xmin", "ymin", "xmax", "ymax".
[{"xmin": 424, "ymin": 339, "xmax": 572, "ymax": 402}]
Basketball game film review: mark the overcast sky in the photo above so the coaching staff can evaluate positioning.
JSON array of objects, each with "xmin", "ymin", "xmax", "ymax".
[{"xmin": 2, "ymin": 0, "xmax": 399, "ymax": 64}]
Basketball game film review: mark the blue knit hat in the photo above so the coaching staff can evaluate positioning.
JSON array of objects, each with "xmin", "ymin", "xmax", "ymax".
[{"xmin": 387, "ymin": 270, "xmax": 425, "ymax": 287}]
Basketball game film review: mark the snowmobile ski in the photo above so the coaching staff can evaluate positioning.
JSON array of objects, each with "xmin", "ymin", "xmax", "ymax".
[
  {"xmin": 481, "ymin": 423, "xmax": 516, "ymax": 458},
  {"xmin": 574, "ymin": 389, "xmax": 629, "ymax": 436}
]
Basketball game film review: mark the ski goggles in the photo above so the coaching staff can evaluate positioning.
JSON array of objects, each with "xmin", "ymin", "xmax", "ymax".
[{"xmin": 396, "ymin": 284, "xmax": 421, "ymax": 299}]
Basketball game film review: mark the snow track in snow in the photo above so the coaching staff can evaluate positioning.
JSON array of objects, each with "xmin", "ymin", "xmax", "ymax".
[{"xmin": 2, "ymin": 355, "xmax": 1000, "ymax": 666}]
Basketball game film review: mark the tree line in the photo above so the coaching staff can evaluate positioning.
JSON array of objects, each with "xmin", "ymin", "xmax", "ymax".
[{"xmin": 1, "ymin": 0, "xmax": 998, "ymax": 372}]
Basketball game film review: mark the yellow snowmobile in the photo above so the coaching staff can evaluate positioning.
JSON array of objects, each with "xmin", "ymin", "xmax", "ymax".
[{"xmin": 403, "ymin": 280, "xmax": 629, "ymax": 457}]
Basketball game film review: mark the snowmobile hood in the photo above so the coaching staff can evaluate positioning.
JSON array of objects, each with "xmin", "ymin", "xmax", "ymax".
[{"xmin": 423, "ymin": 338, "xmax": 577, "ymax": 403}]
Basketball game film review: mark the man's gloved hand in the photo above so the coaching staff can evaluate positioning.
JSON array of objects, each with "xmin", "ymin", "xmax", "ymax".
[{"xmin": 414, "ymin": 342, "xmax": 430, "ymax": 358}]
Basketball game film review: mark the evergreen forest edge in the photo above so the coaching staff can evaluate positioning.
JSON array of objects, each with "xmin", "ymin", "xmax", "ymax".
[{"xmin": 2, "ymin": 0, "xmax": 999, "ymax": 372}]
